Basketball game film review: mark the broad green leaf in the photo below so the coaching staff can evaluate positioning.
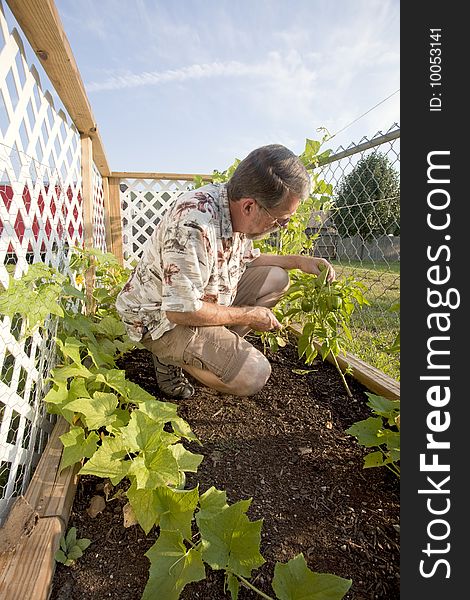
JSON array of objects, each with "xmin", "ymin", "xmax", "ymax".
[
  {"xmin": 154, "ymin": 486, "xmax": 199, "ymax": 540},
  {"xmin": 198, "ymin": 486, "xmax": 228, "ymax": 520},
  {"xmin": 147, "ymin": 446, "xmax": 181, "ymax": 487},
  {"xmin": 87, "ymin": 342, "xmax": 115, "ymax": 368},
  {"xmin": 121, "ymin": 410, "xmax": 179, "ymax": 453},
  {"xmin": 62, "ymin": 282, "xmax": 85, "ymax": 300},
  {"xmin": 197, "ymin": 499, "xmax": 265, "ymax": 577},
  {"xmin": 59, "ymin": 427, "xmax": 100, "ymax": 471},
  {"xmin": 79, "ymin": 436, "xmax": 129, "ymax": 485},
  {"xmin": 65, "ymin": 392, "xmax": 118, "ymax": 431},
  {"xmin": 379, "ymin": 429, "xmax": 400, "ymax": 451},
  {"xmin": 98, "ymin": 337, "xmax": 119, "ymax": 358},
  {"xmin": 297, "ymin": 334, "xmax": 310, "ymax": 359},
  {"xmin": 139, "ymin": 399, "xmax": 179, "ymax": 421},
  {"xmin": 365, "ymin": 393, "xmax": 400, "ymax": 418},
  {"xmin": 94, "ymin": 315, "xmax": 126, "ymax": 339},
  {"xmin": 28, "ymin": 286, "xmax": 64, "ymax": 325},
  {"xmin": 142, "ymin": 530, "xmax": 205, "ymax": 600},
  {"xmin": 43, "ymin": 381, "xmax": 69, "ymax": 405},
  {"xmin": 51, "ymin": 363, "xmax": 93, "ymax": 382},
  {"xmin": 114, "ymin": 338, "xmax": 137, "ymax": 355},
  {"xmin": 45, "ymin": 401, "xmax": 75, "ymax": 424},
  {"xmin": 55, "ymin": 337, "xmax": 84, "ymax": 366},
  {"xmin": 62, "ymin": 312, "xmax": 97, "ymax": 343},
  {"xmin": 169, "ymin": 417, "xmax": 200, "ymax": 443},
  {"xmin": 126, "ymin": 482, "xmax": 160, "ymax": 534},
  {"xmin": 363, "ymin": 451, "xmax": 386, "ymax": 468},
  {"xmin": 69, "ymin": 377, "xmax": 91, "ymax": 400},
  {"xmin": 170, "ymin": 444, "xmax": 204, "ymax": 473},
  {"xmin": 125, "ymin": 382, "xmax": 156, "ymax": 405},
  {"xmin": 112, "ymin": 407, "xmax": 131, "ymax": 429},
  {"xmin": 320, "ymin": 341, "xmax": 331, "ymax": 361},
  {"xmin": 94, "ymin": 369, "xmax": 129, "ymax": 398},
  {"xmin": 272, "ymin": 553, "xmax": 352, "ymax": 600},
  {"xmin": 346, "ymin": 417, "xmax": 383, "ymax": 447},
  {"xmin": 127, "ymin": 455, "xmax": 152, "ymax": 489},
  {"xmin": 128, "ymin": 447, "xmax": 180, "ymax": 490}
]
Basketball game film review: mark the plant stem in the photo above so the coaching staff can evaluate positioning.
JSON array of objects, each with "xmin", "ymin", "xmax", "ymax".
[
  {"xmin": 386, "ymin": 463, "xmax": 400, "ymax": 478},
  {"xmin": 331, "ymin": 352, "xmax": 352, "ymax": 397},
  {"xmin": 235, "ymin": 574, "xmax": 275, "ymax": 600}
]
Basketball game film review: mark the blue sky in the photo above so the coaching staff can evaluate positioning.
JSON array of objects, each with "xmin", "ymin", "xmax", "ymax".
[{"xmin": 52, "ymin": 0, "xmax": 399, "ymax": 174}]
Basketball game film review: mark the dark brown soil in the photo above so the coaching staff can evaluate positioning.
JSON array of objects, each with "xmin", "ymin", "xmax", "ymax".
[{"xmin": 50, "ymin": 335, "xmax": 400, "ymax": 600}]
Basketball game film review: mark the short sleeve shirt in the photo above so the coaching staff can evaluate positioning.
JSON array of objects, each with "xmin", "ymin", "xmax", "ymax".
[{"xmin": 115, "ymin": 183, "xmax": 260, "ymax": 341}]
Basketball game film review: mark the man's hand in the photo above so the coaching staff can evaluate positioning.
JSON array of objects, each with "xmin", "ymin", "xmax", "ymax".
[
  {"xmin": 242, "ymin": 306, "xmax": 282, "ymax": 332},
  {"xmin": 297, "ymin": 256, "xmax": 336, "ymax": 283}
]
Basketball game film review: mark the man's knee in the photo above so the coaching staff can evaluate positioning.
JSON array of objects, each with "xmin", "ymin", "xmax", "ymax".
[
  {"xmin": 265, "ymin": 266, "xmax": 290, "ymax": 294},
  {"xmin": 227, "ymin": 348, "xmax": 271, "ymax": 396}
]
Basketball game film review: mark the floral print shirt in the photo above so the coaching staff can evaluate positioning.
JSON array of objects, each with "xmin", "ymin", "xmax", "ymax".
[{"xmin": 116, "ymin": 183, "xmax": 260, "ymax": 341}]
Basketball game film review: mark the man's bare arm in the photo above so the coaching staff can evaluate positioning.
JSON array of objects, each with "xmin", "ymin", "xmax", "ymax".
[
  {"xmin": 166, "ymin": 302, "xmax": 281, "ymax": 331},
  {"xmin": 250, "ymin": 253, "xmax": 335, "ymax": 281}
]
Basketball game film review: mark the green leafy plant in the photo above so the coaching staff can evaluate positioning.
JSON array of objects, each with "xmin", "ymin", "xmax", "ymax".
[
  {"xmin": 0, "ymin": 262, "xmax": 66, "ymax": 335},
  {"xmin": 346, "ymin": 393, "xmax": 400, "ymax": 478},
  {"xmin": 54, "ymin": 527, "xmax": 91, "ymax": 566},
  {"xmin": 273, "ymin": 265, "xmax": 369, "ymax": 396},
  {"xmin": 141, "ymin": 486, "xmax": 352, "ymax": 600}
]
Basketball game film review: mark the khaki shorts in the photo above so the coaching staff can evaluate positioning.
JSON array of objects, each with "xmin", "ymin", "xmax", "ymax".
[{"xmin": 141, "ymin": 265, "xmax": 283, "ymax": 384}]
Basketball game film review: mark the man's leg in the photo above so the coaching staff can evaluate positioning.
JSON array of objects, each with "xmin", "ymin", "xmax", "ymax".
[
  {"xmin": 141, "ymin": 324, "xmax": 271, "ymax": 397},
  {"xmin": 230, "ymin": 265, "xmax": 290, "ymax": 337}
]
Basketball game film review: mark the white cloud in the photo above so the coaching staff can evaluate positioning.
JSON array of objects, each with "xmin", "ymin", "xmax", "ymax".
[{"xmin": 85, "ymin": 50, "xmax": 318, "ymax": 98}]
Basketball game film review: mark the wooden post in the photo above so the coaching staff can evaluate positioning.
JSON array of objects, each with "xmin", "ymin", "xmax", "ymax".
[
  {"xmin": 80, "ymin": 135, "xmax": 94, "ymax": 249},
  {"xmin": 80, "ymin": 135, "xmax": 95, "ymax": 312},
  {"xmin": 108, "ymin": 177, "xmax": 124, "ymax": 266}
]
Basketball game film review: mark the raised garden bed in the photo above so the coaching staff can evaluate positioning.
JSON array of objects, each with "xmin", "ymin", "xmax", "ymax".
[{"xmin": 49, "ymin": 335, "xmax": 400, "ymax": 600}]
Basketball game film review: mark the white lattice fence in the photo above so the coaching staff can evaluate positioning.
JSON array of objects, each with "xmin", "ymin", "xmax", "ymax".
[
  {"xmin": 120, "ymin": 178, "xmax": 193, "ymax": 268},
  {"xmin": 92, "ymin": 162, "xmax": 106, "ymax": 252},
  {"xmin": 0, "ymin": 3, "xmax": 105, "ymax": 524}
]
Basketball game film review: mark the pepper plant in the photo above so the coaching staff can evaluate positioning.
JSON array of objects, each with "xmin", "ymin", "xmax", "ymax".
[{"xmin": 261, "ymin": 265, "xmax": 369, "ymax": 397}]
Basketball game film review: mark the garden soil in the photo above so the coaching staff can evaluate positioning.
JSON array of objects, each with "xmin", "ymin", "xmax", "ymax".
[{"xmin": 50, "ymin": 335, "xmax": 400, "ymax": 600}]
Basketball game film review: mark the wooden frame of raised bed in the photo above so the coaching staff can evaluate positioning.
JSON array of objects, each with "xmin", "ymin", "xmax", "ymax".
[{"xmin": 0, "ymin": 418, "xmax": 80, "ymax": 600}]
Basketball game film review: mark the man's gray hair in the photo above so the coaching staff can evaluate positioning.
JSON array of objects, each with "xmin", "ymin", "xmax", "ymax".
[{"xmin": 226, "ymin": 144, "xmax": 310, "ymax": 209}]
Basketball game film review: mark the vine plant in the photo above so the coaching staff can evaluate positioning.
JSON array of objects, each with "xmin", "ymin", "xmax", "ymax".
[{"xmin": 0, "ymin": 249, "xmax": 352, "ymax": 600}]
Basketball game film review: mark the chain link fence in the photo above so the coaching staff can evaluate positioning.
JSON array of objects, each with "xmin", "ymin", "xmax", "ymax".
[{"xmin": 310, "ymin": 124, "xmax": 400, "ymax": 379}]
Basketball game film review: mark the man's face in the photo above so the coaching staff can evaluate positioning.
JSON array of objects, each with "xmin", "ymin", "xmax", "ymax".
[{"xmin": 245, "ymin": 195, "xmax": 300, "ymax": 240}]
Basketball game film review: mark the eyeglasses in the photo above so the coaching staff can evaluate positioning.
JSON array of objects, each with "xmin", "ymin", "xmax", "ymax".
[{"xmin": 255, "ymin": 200, "xmax": 292, "ymax": 228}]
